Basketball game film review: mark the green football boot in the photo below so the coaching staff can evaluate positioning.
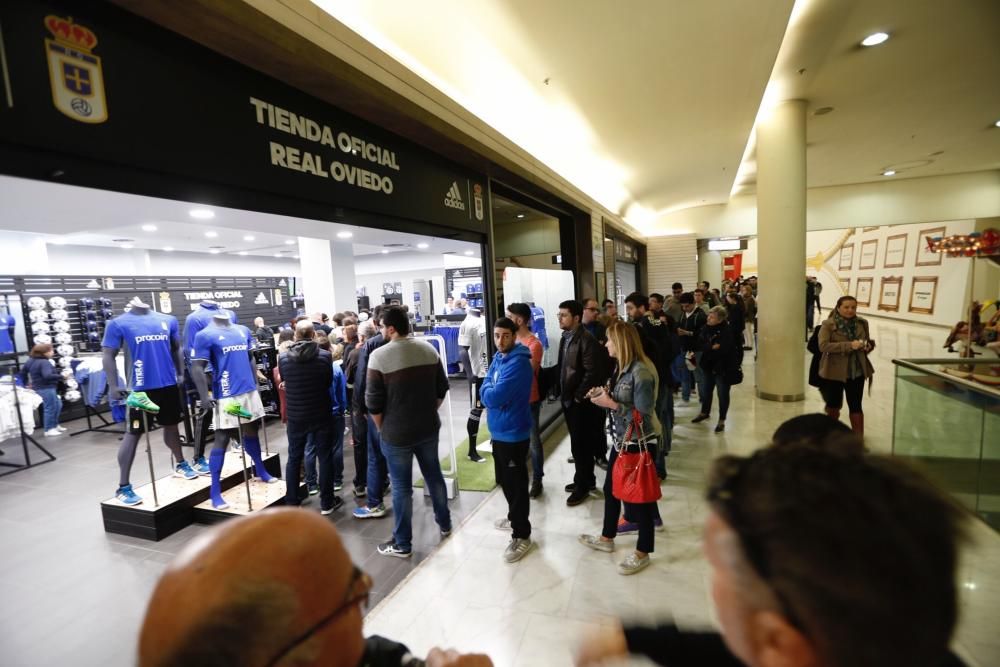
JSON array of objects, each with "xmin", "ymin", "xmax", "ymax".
[
  {"xmin": 126, "ymin": 391, "xmax": 160, "ymax": 414},
  {"xmin": 223, "ymin": 400, "xmax": 253, "ymax": 420}
]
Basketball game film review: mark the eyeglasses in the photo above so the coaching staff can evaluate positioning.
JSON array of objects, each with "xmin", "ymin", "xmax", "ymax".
[
  {"xmin": 263, "ymin": 565, "xmax": 373, "ymax": 666},
  {"xmin": 584, "ymin": 307, "xmax": 599, "ymax": 312},
  {"xmin": 706, "ymin": 453, "xmax": 807, "ymax": 634}
]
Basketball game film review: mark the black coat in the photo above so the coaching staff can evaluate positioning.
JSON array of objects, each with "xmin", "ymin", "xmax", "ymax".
[
  {"xmin": 698, "ymin": 324, "xmax": 738, "ymax": 376},
  {"xmin": 678, "ymin": 308, "xmax": 707, "ymax": 352},
  {"xmin": 278, "ymin": 341, "xmax": 332, "ymax": 423},
  {"xmin": 544, "ymin": 326, "xmax": 608, "ymax": 405}
]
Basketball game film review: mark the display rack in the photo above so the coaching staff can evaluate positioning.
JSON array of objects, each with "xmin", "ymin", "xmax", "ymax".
[{"xmin": 0, "ymin": 360, "xmax": 57, "ymax": 478}]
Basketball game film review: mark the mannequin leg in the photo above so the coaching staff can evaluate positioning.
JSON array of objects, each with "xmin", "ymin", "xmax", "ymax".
[
  {"xmin": 209, "ymin": 430, "xmax": 230, "ymax": 509},
  {"xmin": 117, "ymin": 433, "xmax": 141, "ymax": 487},
  {"xmin": 162, "ymin": 424, "xmax": 186, "ymax": 467},
  {"xmin": 467, "ymin": 406, "xmax": 484, "ymax": 461},
  {"xmin": 241, "ymin": 421, "xmax": 276, "ymax": 483}
]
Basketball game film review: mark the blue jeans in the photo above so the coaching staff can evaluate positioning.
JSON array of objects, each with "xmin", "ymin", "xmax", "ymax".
[
  {"xmin": 381, "ymin": 434, "xmax": 451, "ymax": 551},
  {"xmin": 285, "ymin": 416, "xmax": 335, "ymax": 510},
  {"xmin": 671, "ymin": 353, "xmax": 687, "ymax": 389},
  {"xmin": 364, "ymin": 414, "xmax": 387, "ymax": 508},
  {"xmin": 37, "ymin": 387, "xmax": 62, "ymax": 431},
  {"xmin": 529, "ymin": 401, "xmax": 543, "ymax": 482},
  {"xmin": 679, "ymin": 352, "xmax": 703, "ymax": 401},
  {"xmin": 699, "ymin": 372, "xmax": 731, "ymax": 420},
  {"xmin": 305, "ymin": 414, "xmax": 345, "ymax": 488}
]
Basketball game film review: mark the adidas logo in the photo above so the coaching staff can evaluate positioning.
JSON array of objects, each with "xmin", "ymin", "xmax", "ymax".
[{"xmin": 444, "ymin": 182, "xmax": 465, "ymax": 211}]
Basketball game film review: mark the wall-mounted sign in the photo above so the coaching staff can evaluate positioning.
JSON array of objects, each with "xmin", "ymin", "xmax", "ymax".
[
  {"xmin": 839, "ymin": 243, "xmax": 854, "ymax": 271},
  {"xmin": 859, "ymin": 239, "xmax": 879, "ymax": 270},
  {"xmin": 0, "ymin": 1, "xmax": 487, "ymax": 234},
  {"xmin": 856, "ymin": 277, "xmax": 873, "ymax": 307},
  {"xmin": 883, "ymin": 233, "xmax": 908, "ymax": 269},
  {"xmin": 915, "ymin": 226, "xmax": 946, "ymax": 266},
  {"xmin": 878, "ymin": 276, "xmax": 903, "ymax": 312},
  {"xmin": 908, "ymin": 276, "xmax": 938, "ymax": 315},
  {"xmin": 708, "ymin": 239, "xmax": 741, "ymax": 251}
]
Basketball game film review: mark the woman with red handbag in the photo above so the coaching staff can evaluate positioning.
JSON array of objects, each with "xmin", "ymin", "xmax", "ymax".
[{"xmin": 579, "ymin": 321, "xmax": 663, "ymax": 575}]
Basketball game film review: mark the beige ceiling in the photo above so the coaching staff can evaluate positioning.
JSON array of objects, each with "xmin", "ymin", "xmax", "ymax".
[
  {"xmin": 314, "ymin": 0, "xmax": 999, "ymax": 230},
  {"xmin": 315, "ymin": 0, "xmax": 794, "ymax": 224}
]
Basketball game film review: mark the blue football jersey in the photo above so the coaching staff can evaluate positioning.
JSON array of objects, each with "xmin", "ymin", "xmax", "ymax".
[
  {"xmin": 192, "ymin": 324, "xmax": 257, "ymax": 399},
  {"xmin": 530, "ymin": 306, "xmax": 549, "ymax": 349},
  {"xmin": 101, "ymin": 312, "xmax": 180, "ymax": 390},
  {"xmin": 0, "ymin": 313, "xmax": 15, "ymax": 354},
  {"xmin": 183, "ymin": 305, "xmax": 237, "ymax": 361}
]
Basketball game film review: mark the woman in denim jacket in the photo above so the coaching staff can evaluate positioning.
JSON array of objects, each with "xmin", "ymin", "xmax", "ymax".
[{"xmin": 579, "ymin": 321, "xmax": 662, "ymax": 575}]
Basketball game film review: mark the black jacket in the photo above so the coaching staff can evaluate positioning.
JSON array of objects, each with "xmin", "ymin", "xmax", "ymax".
[
  {"xmin": 550, "ymin": 325, "xmax": 608, "ymax": 406},
  {"xmin": 278, "ymin": 341, "xmax": 332, "ymax": 423},
  {"xmin": 725, "ymin": 300, "xmax": 745, "ymax": 337},
  {"xmin": 353, "ymin": 333, "xmax": 386, "ymax": 413},
  {"xmin": 20, "ymin": 357, "xmax": 60, "ymax": 389},
  {"xmin": 678, "ymin": 308, "xmax": 708, "ymax": 352},
  {"xmin": 698, "ymin": 324, "xmax": 738, "ymax": 376}
]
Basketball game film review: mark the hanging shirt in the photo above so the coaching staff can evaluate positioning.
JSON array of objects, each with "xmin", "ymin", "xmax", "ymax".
[
  {"xmin": 530, "ymin": 305, "xmax": 549, "ymax": 349},
  {"xmin": 183, "ymin": 303, "xmax": 237, "ymax": 361},
  {"xmin": 466, "ymin": 317, "xmax": 488, "ymax": 378},
  {"xmin": 192, "ymin": 323, "xmax": 257, "ymax": 399},
  {"xmin": 102, "ymin": 311, "xmax": 180, "ymax": 390},
  {"xmin": 0, "ymin": 312, "xmax": 15, "ymax": 354}
]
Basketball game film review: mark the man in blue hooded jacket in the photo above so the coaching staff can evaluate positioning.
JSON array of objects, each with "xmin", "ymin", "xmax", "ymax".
[{"xmin": 481, "ymin": 317, "xmax": 536, "ymax": 563}]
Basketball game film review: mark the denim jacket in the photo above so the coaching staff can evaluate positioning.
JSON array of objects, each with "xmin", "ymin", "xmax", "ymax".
[{"xmin": 611, "ymin": 360, "xmax": 661, "ymax": 441}]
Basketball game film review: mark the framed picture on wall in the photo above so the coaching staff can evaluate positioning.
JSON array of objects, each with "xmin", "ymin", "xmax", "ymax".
[
  {"xmin": 859, "ymin": 239, "xmax": 879, "ymax": 270},
  {"xmin": 908, "ymin": 276, "xmax": 939, "ymax": 315},
  {"xmin": 862, "ymin": 226, "xmax": 880, "ymax": 233},
  {"xmin": 839, "ymin": 278, "xmax": 851, "ymax": 294},
  {"xmin": 856, "ymin": 277, "xmax": 873, "ymax": 306},
  {"xmin": 839, "ymin": 243, "xmax": 854, "ymax": 270},
  {"xmin": 916, "ymin": 226, "xmax": 946, "ymax": 266},
  {"xmin": 878, "ymin": 276, "xmax": 903, "ymax": 312},
  {"xmin": 884, "ymin": 233, "xmax": 908, "ymax": 268}
]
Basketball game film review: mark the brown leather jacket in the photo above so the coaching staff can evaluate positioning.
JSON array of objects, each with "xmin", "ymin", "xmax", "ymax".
[{"xmin": 818, "ymin": 316, "xmax": 874, "ymax": 382}]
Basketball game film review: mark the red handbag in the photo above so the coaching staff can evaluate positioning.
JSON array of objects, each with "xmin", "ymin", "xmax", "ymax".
[{"xmin": 611, "ymin": 409, "xmax": 662, "ymax": 504}]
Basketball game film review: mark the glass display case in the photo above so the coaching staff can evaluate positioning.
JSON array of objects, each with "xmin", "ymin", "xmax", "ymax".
[{"xmin": 892, "ymin": 358, "xmax": 1000, "ymax": 531}]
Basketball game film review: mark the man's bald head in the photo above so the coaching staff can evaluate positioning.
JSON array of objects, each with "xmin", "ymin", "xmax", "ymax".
[
  {"xmin": 139, "ymin": 509, "xmax": 365, "ymax": 667},
  {"xmin": 294, "ymin": 320, "xmax": 316, "ymax": 341}
]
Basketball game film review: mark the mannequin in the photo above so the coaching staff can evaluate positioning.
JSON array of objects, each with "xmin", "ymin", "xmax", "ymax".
[
  {"xmin": 190, "ymin": 312, "xmax": 276, "ymax": 509},
  {"xmin": 103, "ymin": 297, "xmax": 193, "ymax": 507},
  {"xmin": 184, "ymin": 300, "xmax": 237, "ymax": 471},
  {"xmin": 0, "ymin": 302, "xmax": 16, "ymax": 354},
  {"xmin": 457, "ymin": 308, "xmax": 488, "ymax": 462}
]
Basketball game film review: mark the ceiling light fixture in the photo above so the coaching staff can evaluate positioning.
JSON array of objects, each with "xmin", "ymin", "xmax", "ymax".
[
  {"xmin": 882, "ymin": 170, "xmax": 896, "ymax": 176},
  {"xmin": 381, "ymin": 249, "xmax": 389, "ymax": 254},
  {"xmin": 861, "ymin": 32, "xmax": 889, "ymax": 47},
  {"xmin": 293, "ymin": 255, "xmax": 300, "ymax": 259},
  {"xmin": 209, "ymin": 249, "xmax": 221, "ymax": 254},
  {"xmin": 141, "ymin": 223, "xmax": 157, "ymax": 232},
  {"xmin": 120, "ymin": 243, "xmax": 134, "ymax": 249},
  {"xmin": 284, "ymin": 239, "xmax": 295, "ymax": 245},
  {"xmin": 273, "ymin": 253, "xmax": 282, "ymax": 257},
  {"xmin": 516, "ymin": 214, "xmax": 525, "ymax": 219},
  {"xmin": 238, "ymin": 251, "xmax": 248, "ymax": 256},
  {"xmin": 204, "ymin": 231, "xmax": 218, "ymax": 238},
  {"xmin": 163, "ymin": 246, "xmax": 174, "ymax": 252},
  {"xmin": 243, "ymin": 235, "xmax": 255, "ymax": 241},
  {"xmin": 995, "ymin": 119, "xmax": 1000, "ymax": 128},
  {"xmin": 417, "ymin": 242, "xmax": 429, "ymax": 249},
  {"xmin": 336, "ymin": 231, "xmax": 353, "ymax": 239},
  {"xmin": 189, "ymin": 208, "xmax": 215, "ymax": 220},
  {"xmin": 463, "ymin": 250, "xmax": 474, "ymax": 256}
]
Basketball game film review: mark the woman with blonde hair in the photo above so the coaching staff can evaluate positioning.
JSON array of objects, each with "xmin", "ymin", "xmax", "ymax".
[{"xmin": 580, "ymin": 320, "xmax": 662, "ymax": 575}]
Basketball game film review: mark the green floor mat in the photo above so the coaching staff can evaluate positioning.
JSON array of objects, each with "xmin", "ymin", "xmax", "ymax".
[{"xmin": 415, "ymin": 424, "xmax": 497, "ymax": 492}]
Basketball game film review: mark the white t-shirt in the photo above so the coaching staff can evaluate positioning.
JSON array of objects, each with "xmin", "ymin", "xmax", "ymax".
[{"xmin": 459, "ymin": 314, "xmax": 488, "ymax": 378}]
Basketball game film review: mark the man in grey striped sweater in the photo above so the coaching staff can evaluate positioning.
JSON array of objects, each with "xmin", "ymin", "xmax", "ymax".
[{"xmin": 366, "ymin": 306, "xmax": 452, "ymax": 558}]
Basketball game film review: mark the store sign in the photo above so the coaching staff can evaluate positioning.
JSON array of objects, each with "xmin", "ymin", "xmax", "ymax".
[
  {"xmin": 0, "ymin": 1, "xmax": 487, "ymax": 234},
  {"xmin": 182, "ymin": 290, "xmax": 244, "ymax": 311}
]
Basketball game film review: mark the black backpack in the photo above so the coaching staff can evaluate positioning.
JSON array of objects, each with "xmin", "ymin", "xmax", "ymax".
[{"xmin": 807, "ymin": 325, "xmax": 823, "ymax": 387}]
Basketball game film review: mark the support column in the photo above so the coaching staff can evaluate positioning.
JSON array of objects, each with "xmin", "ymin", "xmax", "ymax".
[
  {"xmin": 756, "ymin": 99, "xmax": 807, "ymax": 402},
  {"xmin": 298, "ymin": 237, "xmax": 357, "ymax": 316},
  {"xmin": 698, "ymin": 248, "xmax": 723, "ymax": 287}
]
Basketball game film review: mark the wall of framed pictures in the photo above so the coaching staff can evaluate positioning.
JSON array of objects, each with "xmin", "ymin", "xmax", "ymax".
[{"xmin": 745, "ymin": 219, "xmax": 975, "ymax": 326}]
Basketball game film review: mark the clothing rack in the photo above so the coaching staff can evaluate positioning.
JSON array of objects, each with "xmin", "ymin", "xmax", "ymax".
[
  {"xmin": 69, "ymin": 353, "xmax": 126, "ymax": 438},
  {"xmin": 0, "ymin": 365, "xmax": 57, "ymax": 478}
]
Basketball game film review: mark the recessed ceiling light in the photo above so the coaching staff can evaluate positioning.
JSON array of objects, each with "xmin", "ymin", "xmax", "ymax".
[
  {"xmin": 293, "ymin": 254, "xmax": 300, "ymax": 259},
  {"xmin": 238, "ymin": 251, "xmax": 248, "ymax": 256},
  {"xmin": 243, "ymin": 235, "xmax": 255, "ymax": 241},
  {"xmin": 882, "ymin": 170, "xmax": 896, "ymax": 176},
  {"xmin": 336, "ymin": 231, "xmax": 353, "ymax": 239},
  {"xmin": 204, "ymin": 231, "xmax": 218, "ymax": 238},
  {"xmin": 189, "ymin": 208, "xmax": 215, "ymax": 220},
  {"xmin": 209, "ymin": 249, "xmax": 221, "ymax": 254},
  {"xmin": 463, "ymin": 250, "xmax": 474, "ymax": 256},
  {"xmin": 120, "ymin": 243, "xmax": 134, "ymax": 249},
  {"xmin": 861, "ymin": 32, "xmax": 889, "ymax": 47},
  {"xmin": 516, "ymin": 214, "xmax": 525, "ymax": 219},
  {"xmin": 163, "ymin": 246, "xmax": 174, "ymax": 252},
  {"xmin": 273, "ymin": 253, "xmax": 282, "ymax": 257},
  {"xmin": 995, "ymin": 119, "xmax": 1000, "ymax": 128},
  {"xmin": 284, "ymin": 239, "xmax": 295, "ymax": 245},
  {"xmin": 141, "ymin": 223, "xmax": 157, "ymax": 232},
  {"xmin": 417, "ymin": 242, "xmax": 429, "ymax": 249},
  {"xmin": 381, "ymin": 249, "xmax": 389, "ymax": 254}
]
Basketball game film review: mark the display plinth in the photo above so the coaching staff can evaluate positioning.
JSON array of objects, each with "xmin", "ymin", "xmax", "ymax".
[
  {"xmin": 100, "ymin": 452, "xmax": 282, "ymax": 541},
  {"xmin": 192, "ymin": 477, "xmax": 305, "ymax": 524}
]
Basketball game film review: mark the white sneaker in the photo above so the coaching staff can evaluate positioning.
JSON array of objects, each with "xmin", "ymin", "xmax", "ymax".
[
  {"xmin": 44, "ymin": 428, "xmax": 62, "ymax": 437},
  {"xmin": 56, "ymin": 426, "xmax": 68, "ymax": 433}
]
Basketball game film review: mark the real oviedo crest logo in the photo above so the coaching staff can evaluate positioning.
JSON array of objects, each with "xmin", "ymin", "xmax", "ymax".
[{"xmin": 44, "ymin": 15, "xmax": 108, "ymax": 123}]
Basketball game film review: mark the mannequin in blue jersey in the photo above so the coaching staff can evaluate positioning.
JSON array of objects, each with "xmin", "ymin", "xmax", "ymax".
[
  {"xmin": 103, "ymin": 297, "xmax": 194, "ymax": 507},
  {"xmin": 0, "ymin": 303, "xmax": 16, "ymax": 354},
  {"xmin": 184, "ymin": 300, "xmax": 238, "ymax": 473},
  {"xmin": 191, "ymin": 312, "xmax": 277, "ymax": 509}
]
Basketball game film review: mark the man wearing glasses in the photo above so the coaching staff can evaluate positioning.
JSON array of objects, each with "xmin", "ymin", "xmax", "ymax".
[{"xmin": 138, "ymin": 509, "xmax": 492, "ymax": 666}]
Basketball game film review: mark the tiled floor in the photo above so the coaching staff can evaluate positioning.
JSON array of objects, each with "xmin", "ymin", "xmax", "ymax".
[
  {"xmin": 363, "ymin": 317, "xmax": 1000, "ymax": 667},
  {"xmin": 1, "ymin": 320, "xmax": 998, "ymax": 666}
]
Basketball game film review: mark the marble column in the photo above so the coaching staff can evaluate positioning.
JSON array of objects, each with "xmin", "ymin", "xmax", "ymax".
[{"xmin": 755, "ymin": 99, "xmax": 807, "ymax": 401}]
